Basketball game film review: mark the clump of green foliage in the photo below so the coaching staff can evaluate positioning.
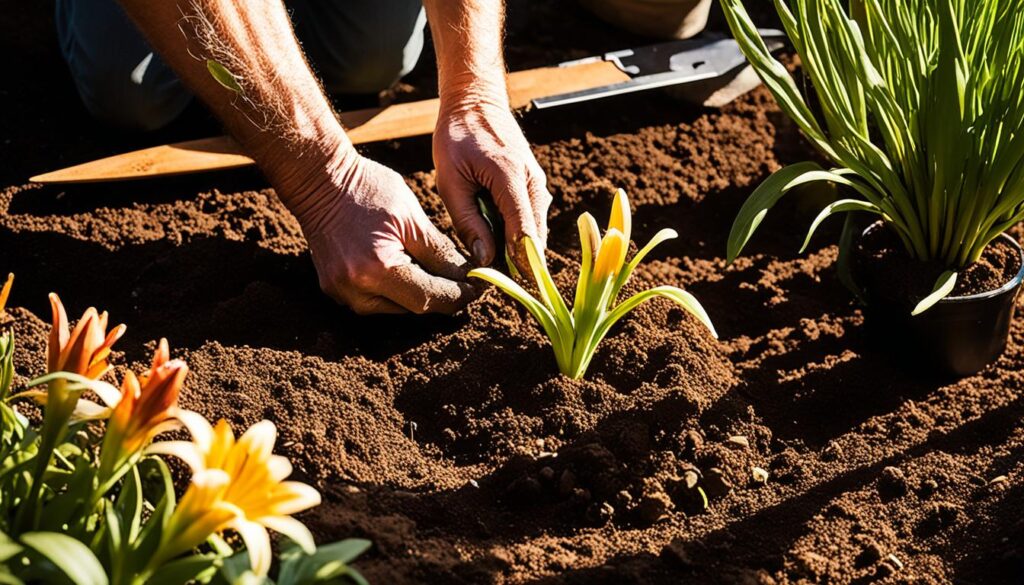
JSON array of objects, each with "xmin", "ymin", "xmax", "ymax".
[{"xmin": 723, "ymin": 0, "xmax": 1024, "ymax": 313}]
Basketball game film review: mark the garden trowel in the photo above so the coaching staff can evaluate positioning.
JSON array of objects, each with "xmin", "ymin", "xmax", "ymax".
[{"xmin": 31, "ymin": 29, "xmax": 784, "ymax": 184}]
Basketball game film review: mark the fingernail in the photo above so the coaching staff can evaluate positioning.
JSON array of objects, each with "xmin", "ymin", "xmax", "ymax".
[{"xmin": 472, "ymin": 239, "xmax": 487, "ymax": 265}]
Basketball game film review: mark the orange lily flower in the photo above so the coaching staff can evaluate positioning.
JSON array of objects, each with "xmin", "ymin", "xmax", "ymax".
[
  {"xmin": 16, "ymin": 294, "xmax": 126, "ymax": 422},
  {"xmin": 48, "ymin": 292, "xmax": 125, "ymax": 379},
  {"xmin": 98, "ymin": 339, "xmax": 187, "ymax": 484},
  {"xmin": 150, "ymin": 416, "xmax": 321, "ymax": 575}
]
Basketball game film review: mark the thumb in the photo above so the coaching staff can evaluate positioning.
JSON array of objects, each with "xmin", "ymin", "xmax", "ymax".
[{"xmin": 436, "ymin": 169, "xmax": 496, "ymax": 267}]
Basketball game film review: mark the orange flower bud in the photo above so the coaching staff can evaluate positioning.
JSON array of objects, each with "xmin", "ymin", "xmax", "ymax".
[
  {"xmin": 100, "ymin": 340, "xmax": 187, "ymax": 481},
  {"xmin": 47, "ymin": 293, "xmax": 125, "ymax": 379}
]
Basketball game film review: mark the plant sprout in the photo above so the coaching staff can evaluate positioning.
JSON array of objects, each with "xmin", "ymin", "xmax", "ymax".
[
  {"xmin": 722, "ymin": 0, "xmax": 1024, "ymax": 314},
  {"xmin": 469, "ymin": 189, "xmax": 717, "ymax": 379}
]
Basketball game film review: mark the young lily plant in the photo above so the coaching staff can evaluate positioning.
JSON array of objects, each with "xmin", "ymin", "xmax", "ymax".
[
  {"xmin": 470, "ymin": 189, "xmax": 717, "ymax": 379},
  {"xmin": 722, "ymin": 0, "xmax": 1024, "ymax": 314}
]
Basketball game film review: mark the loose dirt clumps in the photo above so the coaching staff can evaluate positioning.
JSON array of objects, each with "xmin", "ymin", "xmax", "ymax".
[{"xmin": 2, "ymin": 1, "xmax": 1023, "ymax": 583}]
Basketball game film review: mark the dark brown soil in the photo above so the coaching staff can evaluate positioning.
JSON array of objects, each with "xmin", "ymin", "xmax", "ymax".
[
  {"xmin": 3, "ymin": 1, "xmax": 1023, "ymax": 584},
  {"xmin": 857, "ymin": 222, "xmax": 1023, "ymax": 307}
]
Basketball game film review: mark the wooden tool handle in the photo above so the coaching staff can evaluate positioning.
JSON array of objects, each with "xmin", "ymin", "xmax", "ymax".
[
  {"xmin": 30, "ymin": 61, "xmax": 629, "ymax": 184},
  {"xmin": 345, "ymin": 60, "xmax": 627, "ymax": 144}
]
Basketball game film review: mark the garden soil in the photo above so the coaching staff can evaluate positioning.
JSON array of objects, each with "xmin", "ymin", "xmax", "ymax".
[{"xmin": 2, "ymin": 2, "xmax": 1022, "ymax": 584}]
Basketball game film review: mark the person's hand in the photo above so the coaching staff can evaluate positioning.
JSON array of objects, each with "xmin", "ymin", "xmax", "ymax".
[
  {"xmin": 433, "ymin": 94, "xmax": 552, "ymax": 273},
  {"xmin": 294, "ymin": 154, "xmax": 477, "ymax": 315}
]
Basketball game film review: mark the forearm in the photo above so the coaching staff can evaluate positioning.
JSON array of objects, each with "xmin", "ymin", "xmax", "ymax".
[
  {"xmin": 423, "ymin": 0, "xmax": 509, "ymax": 110},
  {"xmin": 117, "ymin": 0, "xmax": 353, "ymax": 221}
]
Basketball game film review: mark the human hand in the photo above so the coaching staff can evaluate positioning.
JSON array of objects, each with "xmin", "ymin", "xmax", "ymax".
[
  {"xmin": 293, "ymin": 154, "xmax": 477, "ymax": 315},
  {"xmin": 433, "ymin": 94, "xmax": 552, "ymax": 274}
]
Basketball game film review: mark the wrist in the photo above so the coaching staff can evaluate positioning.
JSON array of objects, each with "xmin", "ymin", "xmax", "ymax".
[
  {"xmin": 438, "ymin": 73, "xmax": 509, "ymax": 116},
  {"xmin": 260, "ymin": 134, "xmax": 360, "ymax": 233}
]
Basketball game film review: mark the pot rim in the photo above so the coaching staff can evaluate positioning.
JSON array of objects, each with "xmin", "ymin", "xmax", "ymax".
[{"xmin": 860, "ymin": 220, "xmax": 1024, "ymax": 304}]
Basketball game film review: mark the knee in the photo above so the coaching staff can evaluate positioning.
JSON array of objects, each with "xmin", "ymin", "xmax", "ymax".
[
  {"xmin": 73, "ymin": 63, "xmax": 191, "ymax": 131},
  {"xmin": 332, "ymin": 46, "xmax": 420, "ymax": 94},
  {"xmin": 56, "ymin": 0, "xmax": 191, "ymax": 131},
  {"xmin": 296, "ymin": 3, "xmax": 426, "ymax": 95}
]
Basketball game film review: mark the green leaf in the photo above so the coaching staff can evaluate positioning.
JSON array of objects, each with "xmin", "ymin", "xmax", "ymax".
[
  {"xmin": 727, "ymin": 162, "xmax": 836, "ymax": 262},
  {"xmin": 143, "ymin": 554, "xmax": 221, "ymax": 585},
  {"xmin": 0, "ymin": 532, "xmax": 22, "ymax": 563},
  {"xmin": 912, "ymin": 270, "xmax": 957, "ymax": 316},
  {"xmin": 310, "ymin": 539, "xmax": 372, "ymax": 566},
  {"xmin": 523, "ymin": 237, "xmax": 574, "ymax": 360},
  {"xmin": 20, "ymin": 532, "xmax": 108, "ymax": 585},
  {"xmin": 799, "ymin": 199, "xmax": 883, "ymax": 253},
  {"xmin": 115, "ymin": 466, "xmax": 144, "ymax": 544},
  {"xmin": 611, "ymin": 228, "xmax": 677, "ymax": 303},
  {"xmin": 207, "ymin": 60, "xmax": 243, "ymax": 94},
  {"xmin": 836, "ymin": 214, "xmax": 865, "ymax": 303},
  {"xmin": 0, "ymin": 332, "xmax": 15, "ymax": 402},
  {"xmin": 277, "ymin": 539, "xmax": 371, "ymax": 585}
]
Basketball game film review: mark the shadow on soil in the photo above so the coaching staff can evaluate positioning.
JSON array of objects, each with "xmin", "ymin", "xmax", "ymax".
[{"xmin": 0, "ymin": 225, "xmax": 463, "ymax": 362}]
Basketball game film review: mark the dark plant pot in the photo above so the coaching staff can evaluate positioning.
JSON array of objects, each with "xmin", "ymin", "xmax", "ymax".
[{"xmin": 855, "ymin": 222, "xmax": 1024, "ymax": 377}]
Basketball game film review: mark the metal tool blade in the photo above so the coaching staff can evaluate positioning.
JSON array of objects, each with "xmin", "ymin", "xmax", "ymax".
[{"xmin": 533, "ymin": 29, "xmax": 786, "ymax": 109}]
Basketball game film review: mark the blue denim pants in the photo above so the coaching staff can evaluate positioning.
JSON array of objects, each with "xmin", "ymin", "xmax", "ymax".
[{"xmin": 56, "ymin": 0, "xmax": 426, "ymax": 130}]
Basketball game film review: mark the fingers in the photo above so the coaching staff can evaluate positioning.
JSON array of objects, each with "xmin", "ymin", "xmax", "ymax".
[
  {"xmin": 348, "ymin": 295, "xmax": 407, "ymax": 315},
  {"xmin": 404, "ymin": 206, "xmax": 474, "ymax": 282},
  {"xmin": 491, "ymin": 167, "xmax": 543, "ymax": 275},
  {"xmin": 527, "ymin": 170, "xmax": 552, "ymax": 249},
  {"xmin": 436, "ymin": 171, "xmax": 496, "ymax": 267},
  {"xmin": 377, "ymin": 263, "xmax": 477, "ymax": 315}
]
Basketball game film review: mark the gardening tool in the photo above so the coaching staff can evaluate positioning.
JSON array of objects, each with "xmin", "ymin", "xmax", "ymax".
[{"xmin": 30, "ymin": 29, "xmax": 784, "ymax": 184}]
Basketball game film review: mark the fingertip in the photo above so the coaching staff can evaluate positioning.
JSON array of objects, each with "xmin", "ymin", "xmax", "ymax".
[{"xmin": 472, "ymin": 237, "xmax": 494, "ymax": 267}]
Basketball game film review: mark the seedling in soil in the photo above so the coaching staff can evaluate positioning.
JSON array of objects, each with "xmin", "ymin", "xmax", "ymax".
[
  {"xmin": 469, "ymin": 189, "xmax": 717, "ymax": 379},
  {"xmin": 722, "ymin": 0, "xmax": 1024, "ymax": 313}
]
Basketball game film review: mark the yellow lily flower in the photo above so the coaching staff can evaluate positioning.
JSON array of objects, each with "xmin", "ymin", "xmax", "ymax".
[
  {"xmin": 150, "ymin": 416, "xmax": 321, "ymax": 575},
  {"xmin": 151, "ymin": 469, "xmax": 241, "ymax": 570}
]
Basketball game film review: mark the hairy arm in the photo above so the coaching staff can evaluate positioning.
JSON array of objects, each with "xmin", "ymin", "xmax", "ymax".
[
  {"xmin": 118, "ymin": 0, "xmax": 347, "ymax": 216},
  {"xmin": 117, "ymin": 0, "xmax": 475, "ymax": 314},
  {"xmin": 423, "ymin": 0, "xmax": 552, "ymax": 271}
]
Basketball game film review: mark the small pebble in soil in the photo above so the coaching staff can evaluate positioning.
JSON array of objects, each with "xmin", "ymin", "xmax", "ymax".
[
  {"xmin": 507, "ymin": 476, "xmax": 543, "ymax": 504},
  {"xmin": 878, "ymin": 466, "xmax": 908, "ymax": 499},
  {"xmin": 615, "ymin": 489, "xmax": 633, "ymax": 508},
  {"xmin": 989, "ymin": 474, "xmax": 1008, "ymax": 486},
  {"xmin": 822, "ymin": 441, "xmax": 843, "ymax": 461},
  {"xmin": 570, "ymin": 487, "xmax": 592, "ymax": 507},
  {"xmin": 885, "ymin": 554, "xmax": 904, "ymax": 572},
  {"xmin": 638, "ymin": 479, "xmax": 674, "ymax": 524},
  {"xmin": 924, "ymin": 501, "xmax": 961, "ymax": 530},
  {"xmin": 585, "ymin": 501, "xmax": 615, "ymax": 525},
  {"xmin": 680, "ymin": 429, "xmax": 704, "ymax": 456},
  {"xmin": 661, "ymin": 538, "xmax": 704, "ymax": 568},
  {"xmin": 558, "ymin": 470, "xmax": 577, "ymax": 497},
  {"xmin": 918, "ymin": 478, "xmax": 939, "ymax": 498},
  {"xmin": 703, "ymin": 467, "xmax": 733, "ymax": 498},
  {"xmin": 794, "ymin": 551, "xmax": 830, "ymax": 579},
  {"xmin": 727, "ymin": 435, "xmax": 750, "ymax": 449},
  {"xmin": 684, "ymin": 469, "xmax": 701, "ymax": 489},
  {"xmin": 538, "ymin": 466, "xmax": 555, "ymax": 483},
  {"xmin": 751, "ymin": 466, "xmax": 769, "ymax": 485},
  {"xmin": 855, "ymin": 541, "xmax": 884, "ymax": 567}
]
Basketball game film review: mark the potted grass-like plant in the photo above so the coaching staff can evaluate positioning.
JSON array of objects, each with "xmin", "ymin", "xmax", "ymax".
[{"xmin": 721, "ymin": 0, "xmax": 1024, "ymax": 375}]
